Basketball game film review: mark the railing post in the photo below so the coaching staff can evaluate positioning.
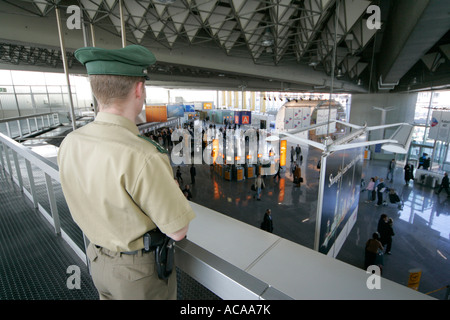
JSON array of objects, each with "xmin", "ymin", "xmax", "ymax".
[
  {"xmin": 0, "ymin": 142, "xmax": 5, "ymax": 171},
  {"xmin": 25, "ymin": 159, "xmax": 38, "ymax": 209},
  {"xmin": 3, "ymin": 144, "xmax": 13, "ymax": 177},
  {"xmin": 6, "ymin": 122, "xmax": 11, "ymax": 138},
  {"xmin": 44, "ymin": 173, "xmax": 61, "ymax": 235},
  {"xmin": 17, "ymin": 120, "xmax": 23, "ymax": 138},
  {"xmin": 12, "ymin": 151, "xmax": 23, "ymax": 191},
  {"xmin": 26, "ymin": 118, "xmax": 31, "ymax": 134}
]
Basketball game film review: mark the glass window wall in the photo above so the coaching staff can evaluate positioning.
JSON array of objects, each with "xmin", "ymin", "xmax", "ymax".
[{"xmin": 410, "ymin": 90, "xmax": 450, "ymax": 170}]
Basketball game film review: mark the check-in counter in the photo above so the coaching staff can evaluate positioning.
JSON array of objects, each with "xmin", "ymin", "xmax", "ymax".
[
  {"xmin": 235, "ymin": 166, "xmax": 244, "ymax": 181},
  {"xmin": 245, "ymin": 165, "xmax": 255, "ymax": 179},
  {"xmin": 224, "ymin": 165, "xmax": 232, "ymax": 181},
  {"xmin": 415, "ymin": 169, "xmax": 445, "ymax": 188}
]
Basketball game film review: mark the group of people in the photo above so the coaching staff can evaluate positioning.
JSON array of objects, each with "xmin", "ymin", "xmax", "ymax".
[
  {"xmin": 364, "ymin": 214, "xmax": 395, "ymax": 271},
  {"xmin": 386, "ymin": 158, "xmax": 416, "ymax": 186},
  {"xmin": 175, "ymin": 165, "xmax": 197, "ymax": 201},
  {"xmin": 288, "ymin": 145, "xmax": 303, "ymax": 188},
  {"xmin": 363, "ymin": 176, "xmax": 403, "ymax": 209},
  {"xmin": 144, "ymin": 127, "xmax": 175, "ymax": 151}
]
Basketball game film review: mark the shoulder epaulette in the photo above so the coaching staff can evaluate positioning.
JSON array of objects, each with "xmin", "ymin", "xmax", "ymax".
[{"xmin": 138, "ymin": 135, "xmax": 168, "ymax": 154}]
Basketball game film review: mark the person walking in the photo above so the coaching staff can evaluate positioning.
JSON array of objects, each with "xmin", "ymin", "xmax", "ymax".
[
  {"xmin": 376, "ymin": 178, "xmax": 386, "ymax": 206},
  {"xmin": 404, "ymin": 162, "xmax": 414, "ymax": 186},
  {"xmin": 436, "ymin": 172, "xmax": 450, "ymax": 197},
  {"xmin": 364, "ymin": 232, "xmax": 384, "ymax": 270},
  {"xmin": 295, "ymin": 144, "xmax": 301, "ymax": 162},
  {"xmin": 293, "ymin": 164, "xmax": 302, "ymax": 188},
  {"xmin": 385, "ymin": 218, "xmax": 395, "ymax": 255},
  {"xmin": 418, "ymin": 153, "xmax": 426, "ymax": 169},
  {"xmin": 377, "ymin": 214, "xmax": 390, "ymax": 249},
  {"xmin": 365, "ymin": 177, "xmax": 375, "ymax": 203},
  {"xmin": 387, "ymin": 159, "xmax": 396, "ymax": 182},
  {"xmin": 255, "ymin": 174, "xmax": 265, "ymax": 200},
  {"xmin": 190, "ymin": 164, "xmax": 196, "ymax": 184},
  {"xmin": 176, "ymin": 166, "xmax": 183, "ymax": 184},
  {"xmin": 260, "ymin": 209, "xmax": 273, "ymax": 233}
]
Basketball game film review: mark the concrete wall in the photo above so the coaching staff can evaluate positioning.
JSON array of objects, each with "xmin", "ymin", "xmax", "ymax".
[{"xmin": 350, "ymin": 93, "xmax": 418, "ymax": 160}]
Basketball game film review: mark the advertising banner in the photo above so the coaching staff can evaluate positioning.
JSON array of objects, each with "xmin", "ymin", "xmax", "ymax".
[
  {"xmin": 316, "ymin": 109, "xmax": 337, "ymax": 135},
  {"xmin": 316, "ymin": 134, "xmax": 365, "ymax": 257},
  {"xmin": 145, "ymin": 105, "xmax": 167, "ymax": 122},
  {"xmin": 429, "ymin": 111, "xmax": 450, "ymax": 143},
  {"xmin": 203, "ymin": 102, "xmax": 213, "ymax": 110},
  {"xmin": 167, "ymin": 104, "xmax": 185, "ymax": 118},
  {"xmin": 234, "ymin": 111, "xmax": 252, "ymax": 125},
  {"xmin": 280, "ymin": 140, "xmax": 287, "ymax": 167},
  {"xmin": 184, "ymin": 104, "xmax": 195, "ymax": 112}
]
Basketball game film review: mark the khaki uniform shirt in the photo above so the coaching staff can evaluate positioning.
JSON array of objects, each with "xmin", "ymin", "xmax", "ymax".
[{"xmin": 58, "ymin": 112, "xmax": 195, "ymax": 252}]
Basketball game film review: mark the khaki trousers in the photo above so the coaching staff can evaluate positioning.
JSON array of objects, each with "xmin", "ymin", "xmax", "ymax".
[{"xmin": 86, "ymin": 243, "xmax": 176, "ymax": 300}]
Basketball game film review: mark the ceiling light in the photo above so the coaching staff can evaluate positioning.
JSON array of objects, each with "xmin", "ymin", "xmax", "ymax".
[
  {"xmin": 309, "ymin": 57, "xmax": 319, "ymax": 67},
  {"xmin": 261, "ymin": 28, "xmax": 274, "ymax": 47},
  {"xmin": 262, "ymin": 38, "xmax": 274, "ymax": 47},
  {"xmin": 336, "ymin": 68, "xmax": 344, "ymax": 78}
]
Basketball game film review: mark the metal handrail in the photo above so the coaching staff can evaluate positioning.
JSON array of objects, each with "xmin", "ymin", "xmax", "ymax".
[
  {"xmin": 0, "ymin": 112, "xmax": 58, "ymax": 123},
  {"xmin": 0, "ymin": 112, "xmax": 60, "ymax": 139},
  {"xmin": 0, "ymin": 132, "xmax": 85, "ymax": 262},
  {"xmin": 0, "ymin": 131, "xmax": 291, "ymax": 300}
]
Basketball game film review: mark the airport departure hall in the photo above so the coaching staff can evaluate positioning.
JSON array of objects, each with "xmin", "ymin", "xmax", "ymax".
[{"xmin": 0, "ymin": 0, "xmax": 450, "ymax": 303}]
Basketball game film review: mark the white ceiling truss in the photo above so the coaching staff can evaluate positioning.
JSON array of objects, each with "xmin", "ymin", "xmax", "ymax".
[
  {"xmin": 1, "ymin": 0, "xmax": 449, "ymax": 93},
  {"xmin": 19, "ymin": 0, "xmax": 377, "ymax": 74}
]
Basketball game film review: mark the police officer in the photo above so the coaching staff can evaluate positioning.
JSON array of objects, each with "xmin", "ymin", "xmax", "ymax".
[{"xmin": 58, "ymin": 45, "xmax": 195, "ymax": 300}]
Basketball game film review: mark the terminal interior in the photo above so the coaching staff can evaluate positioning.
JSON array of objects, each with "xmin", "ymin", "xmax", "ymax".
[{"xmin": 1, "ymin": 0, "xmax": 450, "ymax": 300}]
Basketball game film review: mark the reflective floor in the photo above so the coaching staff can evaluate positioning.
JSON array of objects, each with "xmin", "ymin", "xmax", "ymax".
[
  {"xmin": 176, "ymin": 140, "xmax": 450, "ymax": 299},
  {"xmin": 4, "ymin": 123, "xmax": 449, "ymax": 299}
]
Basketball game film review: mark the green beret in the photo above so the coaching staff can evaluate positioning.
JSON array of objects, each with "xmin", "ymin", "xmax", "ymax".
[{"xmin": 74, "ymin": 45, "xmax": 156, "ymax": 79}]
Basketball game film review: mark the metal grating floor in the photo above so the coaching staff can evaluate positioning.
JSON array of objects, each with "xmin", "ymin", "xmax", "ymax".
[
  {"xmin": 0, "ymin": 163, "xmax": 220, "ymax": 300},
  {"xmin": 0, "ymin": 171, "xmax": 99, "ymax": 300}
]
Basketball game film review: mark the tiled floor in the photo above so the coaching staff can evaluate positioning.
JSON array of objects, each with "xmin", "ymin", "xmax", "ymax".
[
  {"xmin": 3, "ymin": 122, "xmax": 449, "ymax": 300},
  {"xmin": 175, "ymin": 139, "xmax": 450, "ymax": 300}
]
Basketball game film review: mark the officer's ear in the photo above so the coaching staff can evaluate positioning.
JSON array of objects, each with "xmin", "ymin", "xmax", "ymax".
[{"xmin": 134, "ymin": 80, "xmax": 145, "ymax": 100}]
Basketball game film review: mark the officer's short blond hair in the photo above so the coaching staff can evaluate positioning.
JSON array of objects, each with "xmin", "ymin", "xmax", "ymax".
[{"xmin": 89, "ymin": 75, "xmax": 145, "ymax": 106}]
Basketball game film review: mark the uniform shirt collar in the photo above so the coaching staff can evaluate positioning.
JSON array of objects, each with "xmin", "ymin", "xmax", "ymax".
[{"xmin": 94, "ymin": 112, "xmax": 140, "ymax": 135}]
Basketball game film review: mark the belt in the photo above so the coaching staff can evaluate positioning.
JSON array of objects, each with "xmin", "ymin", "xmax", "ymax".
[
  {"xmin": 122, "ymin": 248, "xmax": 154, "ymax": 255},
  {"xmin": 95, "ymin": 245, "xmax": 154, "ymax": 255}
]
